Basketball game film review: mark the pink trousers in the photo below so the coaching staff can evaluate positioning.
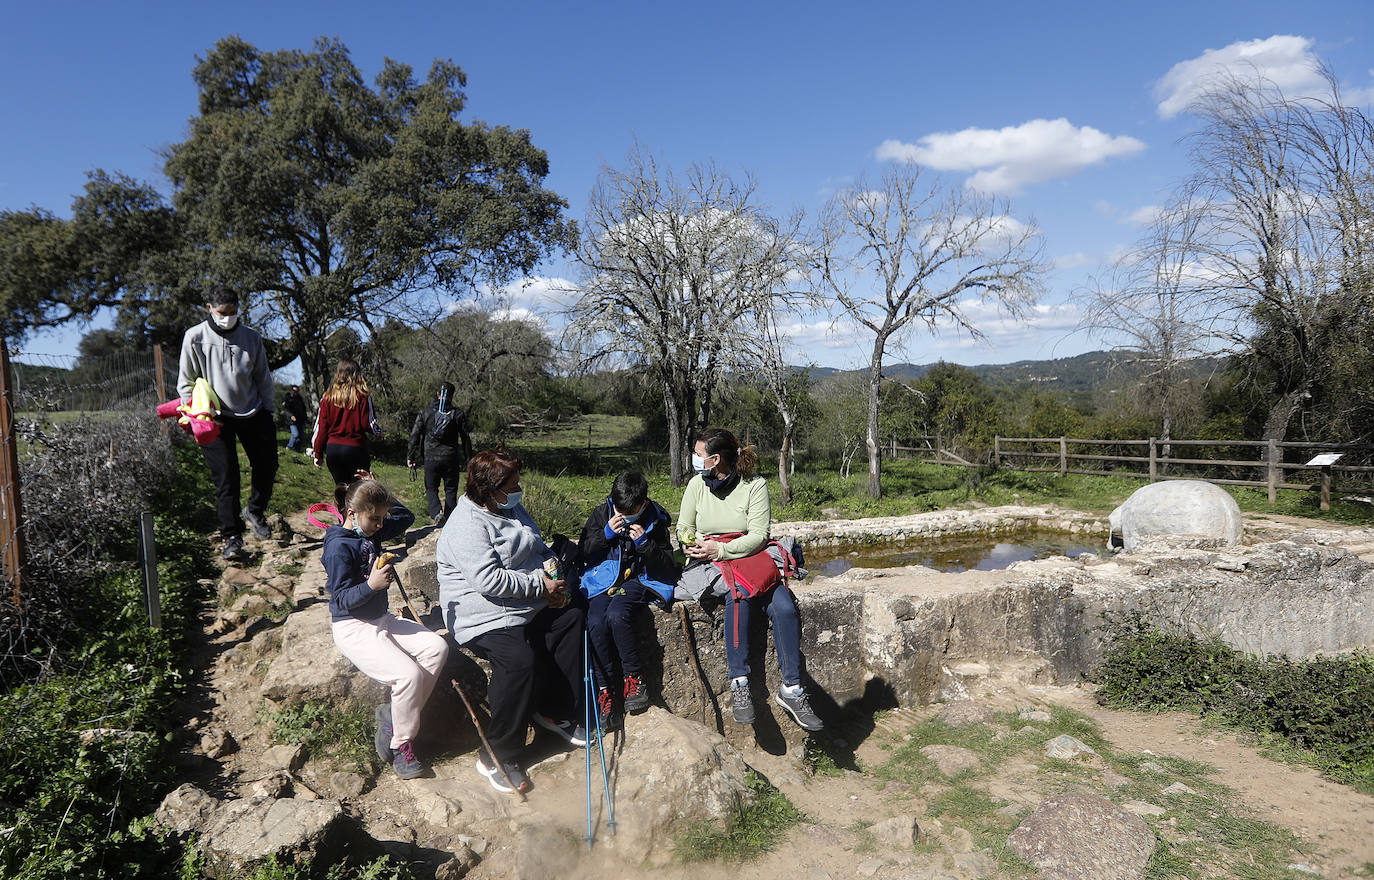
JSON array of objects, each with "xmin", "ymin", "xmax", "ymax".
[{"xmin": 332, "ymin": 613, "xmax": 449, "ymax": 748}]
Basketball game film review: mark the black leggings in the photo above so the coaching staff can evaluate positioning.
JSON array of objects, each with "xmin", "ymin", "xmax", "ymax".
[
  {"xmin": 325, "ymin": 443, "xmax": 370, "ymax": 486},
  {"xmin": 464, "ymin": 604, "xmax": 586, "ymax": 763}
]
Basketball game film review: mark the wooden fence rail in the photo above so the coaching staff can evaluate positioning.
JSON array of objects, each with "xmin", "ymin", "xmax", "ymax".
[{"xmin": 881, "ymin": 433, "xmax": 1374, "ymax": 509}]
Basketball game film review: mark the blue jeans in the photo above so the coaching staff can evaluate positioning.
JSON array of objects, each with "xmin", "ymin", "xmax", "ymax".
[
  {"xmin": 724, "ymin": 585, "xmax": 801, "ymax": 686},
  {"xmin": 287, "ymin": 423, "xmax": 302, "ymax": 451},
  {"xmin": 586, "ymin": 579, "xmax": 654, "ymax": 686}
]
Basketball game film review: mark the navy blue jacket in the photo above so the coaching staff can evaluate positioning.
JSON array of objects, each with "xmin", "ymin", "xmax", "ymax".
[
  {"xmin": 322, "ymin": 502, "xmax": 416, "ymax": 622},
  {"xmin": 577, "ymin": 498, "xmax": 680, "ymax": 602}
]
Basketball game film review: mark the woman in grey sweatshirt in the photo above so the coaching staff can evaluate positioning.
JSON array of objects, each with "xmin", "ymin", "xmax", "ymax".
[{"xmin": 437, "ymin": 449, "xmax": 585, "ymax": 793}]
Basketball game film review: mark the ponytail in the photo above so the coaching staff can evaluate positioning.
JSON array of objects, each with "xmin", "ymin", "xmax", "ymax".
[
  {"xmin": 696, "ymin": 427, "xmax": 758, "ymax": 479},
  {"xmin": 336, "ymin": 479, "xmax": 393, "ymax": 517}
]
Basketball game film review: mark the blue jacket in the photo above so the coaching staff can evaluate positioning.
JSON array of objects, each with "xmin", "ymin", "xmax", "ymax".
[
  {"xmin": 577, "ymin": 498, "xmax": 679, "ymax": 603},
  {"xmin": 322, "ymin": 502, "xmax": 416, "ymax": 622}
]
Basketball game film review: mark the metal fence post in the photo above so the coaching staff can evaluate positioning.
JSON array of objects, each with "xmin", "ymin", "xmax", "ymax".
[
  {"xmin": 993, "ymin": 435, "xmax": 1000, "ymax": 468},
  {"xmin": 1267, "ymin": 439, "xmax": 1279, "ymax": 503},
  {"xmin": 0, "ymin": 345, "xmax": 25, "ymax": 609},
  {"xmin": 1148, "ymin": 438, "xmax": 1157, "ymax": 482},
  {"xmin": 139, "ymin": 511, "xmax": 160, "ymax": 628},
  {"xmin": 153, "ymin": 344, "xmax": 169, "ymax": 438}
]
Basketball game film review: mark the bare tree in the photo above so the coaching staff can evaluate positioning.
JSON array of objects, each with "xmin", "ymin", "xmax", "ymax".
[
  {"xmin": 745, "ymin": 304, "xmax": 815, "ymax": 505},
  {"xmin": 1076, "ymin": 192, "xmax": 1215, "ymax": 451},
  {"xmin": 817, "ymin": 164, "xmax": 1045, "ymax": 498},
  {"xmin": 1175, "ymin": 70, "xmax": 1372, "ymax": 444},
  {"xmin": 567, "ymin": 145, "xmax": 804, "ymax": 484}
]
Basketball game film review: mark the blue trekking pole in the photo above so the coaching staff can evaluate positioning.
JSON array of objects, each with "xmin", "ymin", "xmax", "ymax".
[
  {"xmin": 583, "ymin": 629, "xmax": 594, "ymax": 849},
  {"xmin": 586, "ymin": 634, "xmax": 617, "ymax": 837}
]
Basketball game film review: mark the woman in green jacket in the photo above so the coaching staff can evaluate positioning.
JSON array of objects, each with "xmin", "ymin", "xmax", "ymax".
[{"xmin": 678, "ymin": 427, "xmax": 821, "ymax": 731}]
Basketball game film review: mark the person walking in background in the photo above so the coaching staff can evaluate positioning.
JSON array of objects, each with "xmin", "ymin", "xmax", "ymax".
[
  {"xmin": 283, "ymin": 385, "xmax": 309, "ymax": 453},
  {"xmin": 407, "ymin": 382, "xmax": 473, "ymax": 525},
  {"xmin": 311, "ymin": 359, "xmax": 381, "ymax": 486},
  {"xmin": 177, "ymin": 284, "xmax": 277, "ymax": 561}
]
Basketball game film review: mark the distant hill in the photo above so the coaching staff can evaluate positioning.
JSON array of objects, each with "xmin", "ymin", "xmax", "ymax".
[{"xmin": 805, "ymin": 351, "xmax": 1227, "ymax": 394}]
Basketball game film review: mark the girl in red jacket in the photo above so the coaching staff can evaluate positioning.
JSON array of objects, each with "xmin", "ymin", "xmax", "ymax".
[{"xmin": 312, "ymin": 359, "xmax": 381, "ymax": 485}]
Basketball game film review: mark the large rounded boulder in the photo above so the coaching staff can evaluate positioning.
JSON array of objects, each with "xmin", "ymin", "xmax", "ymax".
[{"xmin": 1108, "ymin": 480, "xmax": 1242, "ymax": 551}]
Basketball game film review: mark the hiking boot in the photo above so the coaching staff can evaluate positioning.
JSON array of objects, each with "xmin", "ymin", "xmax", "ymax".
[
  {"xmin": 596, "ymin": 687, "xmax": 619, "ymax": 733},
  {"xmin": 373, "ymin": 704, "xmax": 394, "ymax": 763},
  {"xmin": 776, "ymin": 686, "xmax": 823, "ymax": 731},
  {"xmin": 730, "ymin": 678, "xmax": 755, "ymax": 725},
  {"xmin": 476, "ymin": 756, "xmax": 531, "ymax": 793},
  {"xmin": 532, "ymin": 713, "xmax": 588, "ymax": 747},
  {"xmin": 623, "ymin": 674, "xmax": 649, "ymax": 714},
  {"xmin": 392, "ymin": 740, "xmax": 426, "ymax": 780},
  {"xmin": 222, "ymin": 534, "xmax": 248, "ymax": 562},
  {"xmin": 243, "ymin": 508, "xmax": 271, "ymax": 539}
]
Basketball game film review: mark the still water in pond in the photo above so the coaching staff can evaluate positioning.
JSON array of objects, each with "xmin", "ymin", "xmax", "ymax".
[{"xmin": 806, "ymin": 531, "xmax": 1102, "ymax": 577}]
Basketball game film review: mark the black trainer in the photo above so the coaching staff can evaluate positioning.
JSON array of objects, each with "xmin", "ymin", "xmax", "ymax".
[
  {"xmin": 222, "ymin": 534, "xmax": 248, "ymax": 562},
  {"xmin": 623, "ymin": 674, "xmax": 650, "ymax": 714},
  {"xmin": 243, "ymin": 509, "xmax": 271, "ymax": 539}
]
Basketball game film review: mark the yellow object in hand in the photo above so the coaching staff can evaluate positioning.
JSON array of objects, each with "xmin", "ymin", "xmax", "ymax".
[
  {"xmin": 375, "ymin": 552, "xmax": 397, "ymax": 570},
  {"xmin": 679, "ymin": 529, "xmax": 696, "ymax": 546}
]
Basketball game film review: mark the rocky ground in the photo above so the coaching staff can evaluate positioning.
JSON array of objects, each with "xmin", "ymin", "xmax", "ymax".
[{"xmin": 157, "ymin": 506, "xmax": 1374, "ymax": 880}]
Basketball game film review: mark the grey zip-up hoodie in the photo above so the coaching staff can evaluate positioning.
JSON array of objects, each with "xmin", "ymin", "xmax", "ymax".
[
  {"xmin": 177, "ymin": 320, "xmax": 274, "ymax": 418},
  {"xmin": 438, "ymin": 495, "xmax": 555, "ymax": 644}
]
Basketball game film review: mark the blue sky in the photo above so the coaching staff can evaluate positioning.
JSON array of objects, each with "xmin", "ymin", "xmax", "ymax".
[{"xmin": 4, "ymin": 0, "xmax": 1372, "ymax": 375}]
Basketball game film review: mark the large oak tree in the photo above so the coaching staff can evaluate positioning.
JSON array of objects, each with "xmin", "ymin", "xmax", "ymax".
[{"xmin": 0, "ymin": 36, "xmax": 576, "ymax": 395}]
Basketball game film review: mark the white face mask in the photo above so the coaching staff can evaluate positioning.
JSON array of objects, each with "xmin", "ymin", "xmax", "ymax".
[
  {"xmin": 211, "ymin": 312, "xmax": 238, "ymax": 330},
  {"xmin": 692, "ymin": 453, "xmax": 714, "ymax": 477}
]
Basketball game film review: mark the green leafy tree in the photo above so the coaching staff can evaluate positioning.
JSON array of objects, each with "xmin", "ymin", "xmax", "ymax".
[{"xmin": 0, "ymin": 37, "xmax": 577, "ymax": 394}]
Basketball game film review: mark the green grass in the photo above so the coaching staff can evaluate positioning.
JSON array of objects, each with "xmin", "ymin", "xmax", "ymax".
[
  {"xmin": 248, "ymin": 416, "xmax": 1374, "ymax": 547},
  {"xmin": 674, "ymin": 770, "xmax": 804, "ymax": 862},
  {"xmin": 264, "ymin": 700, "xmax": 380, "ymax": 774}
]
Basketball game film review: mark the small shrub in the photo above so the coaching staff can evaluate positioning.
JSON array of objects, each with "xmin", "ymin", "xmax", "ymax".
[
  {"xmin": 266, "ymin": 700, "xmax": 379, "ymax": 773},
  {"xmin": 1096, "ymin": 612, "xmax": 1374, "ymax": 791},
  {"xmin": 674, "ymin": 770, "xmax": 803, "ymax": 862}
]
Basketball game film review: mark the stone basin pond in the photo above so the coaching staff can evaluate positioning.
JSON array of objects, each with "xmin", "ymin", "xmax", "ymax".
[{"xmin": 806, "ymin": 530, "xmax": 1103, "ymax": 576}]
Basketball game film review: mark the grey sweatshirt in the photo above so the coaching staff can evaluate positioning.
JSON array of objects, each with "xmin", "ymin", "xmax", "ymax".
[
  {"xmin": 438, "ymin": 495, "xmax": 555, "ymax": 644},
  {"xmin": 177, "ymin": 320, "xmax": 274, "ymax": 418}
]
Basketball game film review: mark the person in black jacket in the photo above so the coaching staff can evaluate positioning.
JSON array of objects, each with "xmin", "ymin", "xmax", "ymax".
[
  {"xmin": 407, "ymin": 382, "xmax": 474, "ymax": 525},
  {"xmin": 283, "ymin": 385, "xmax": 309, "ymax": 452},
  {"xmin": 577, "ymin": 470, "xmax": 680, "ymax": 730}
]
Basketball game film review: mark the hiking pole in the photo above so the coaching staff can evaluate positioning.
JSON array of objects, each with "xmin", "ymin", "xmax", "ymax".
[
  {"xmin": 377, "ymin": 553, "xmax": 425, "ymax": 625},
  {"xmin": 584, "ymin": 630, "xmax": 617, "ymax": 837},
  {"xmin": 449, "ymin": 678, "xmax": 525, "ymax": 801},
  {"xmin": 583, "ymin": 629, "xmax": 595, "ymax": 849}
]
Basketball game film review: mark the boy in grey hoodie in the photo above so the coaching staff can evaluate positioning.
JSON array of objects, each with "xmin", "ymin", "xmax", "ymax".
[{"xmin": 177, "ymin": 284, "xmax": 278, "ymax": 560}]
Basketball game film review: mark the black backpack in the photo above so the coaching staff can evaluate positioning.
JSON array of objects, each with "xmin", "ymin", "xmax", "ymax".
[{"xmin": 430, "ymin": 389, "xmax": 457, "ymax": 443}]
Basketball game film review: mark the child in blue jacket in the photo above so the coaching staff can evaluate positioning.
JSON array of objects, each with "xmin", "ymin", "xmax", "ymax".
[
  {"xmin": 577, "ymin": 470, "xmax": 680, "ymax": 729},
  {"xmin": 322, "ymin": 478, "xmax": 447, "ymax": 779}
]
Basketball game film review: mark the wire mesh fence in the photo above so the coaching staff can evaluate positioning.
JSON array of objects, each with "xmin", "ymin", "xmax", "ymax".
[{"xmin": 10, "ymin": 348, "xmax": 177, "ymax": 415}]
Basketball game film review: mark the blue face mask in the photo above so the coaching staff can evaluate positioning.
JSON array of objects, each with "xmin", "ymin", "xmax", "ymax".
[
  {"xmin": 621, "ymin": 509, "xmax": 643, "ymax": 524},
  {"xmin": 498, "ymin": 490, "xmax": 523, "ymax": 510}
]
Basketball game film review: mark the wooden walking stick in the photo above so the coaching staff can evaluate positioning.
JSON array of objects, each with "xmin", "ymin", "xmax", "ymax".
[
  {"xmin": 677, "ymin": 603, "xmax": 722, "ymax": 733},
  {"xmin": 450, "ymin": 678, "xmax": 526, "ymax": 800},
  {"xmin": 376, "ymin": 552, "xmax": 425, "ymax": 624}
]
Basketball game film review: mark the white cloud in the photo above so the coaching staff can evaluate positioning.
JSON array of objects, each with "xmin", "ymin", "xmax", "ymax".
[
  {"xmin": 1054, "ymin": 252, "xmax": 1095, "ymax": 270},
  {"xmin": 1155, "ymin": 35, "xmax": 1328, "ymax": 118},
  {"xmin": 1125, "ymin": 204, "xmax": 1163, "ymax": 226},
  {"xmin": 454, "ymin": 275, "xmax": 580, "ymax": 327},
  {"xmin": 876, "ymin": 118, "xmax": 1145, "ymax": 194}
]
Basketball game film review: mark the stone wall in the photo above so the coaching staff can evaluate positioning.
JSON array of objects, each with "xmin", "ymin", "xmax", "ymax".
[{"xmin": 389, "ymin": 513, "xmax": 1374, "ymax": 754}]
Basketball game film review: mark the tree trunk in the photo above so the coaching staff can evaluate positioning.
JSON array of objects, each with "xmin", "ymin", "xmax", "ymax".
[
  {"xmin": 865, "ymin": 338, "xmax": 885, "ymax": 499},
  {"xmin": 665, "ymin": 381, "xmax": 685, "ymax": 486},
  {"xmin": 301, "ymin": 340, "xmax": 332, "ymax": 404},
  {"xmin": 1261, "ymin": 386, "xmax": 1309, "ymax": 452},
  {"xmin": 778, "ymin": 411, "xmax": 795, "ymax": 506}
]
